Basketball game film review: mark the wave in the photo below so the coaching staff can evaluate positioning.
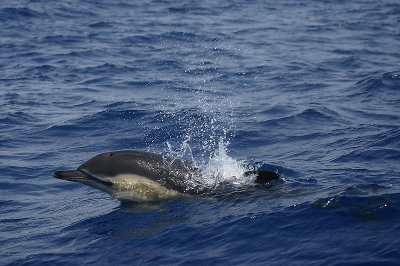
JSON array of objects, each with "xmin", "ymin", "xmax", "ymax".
[
  {"xmin": 332, "ymin": 148, "xmax": 400, "ymax": 163},
  {"xmin": 313, "ymin": 186, "xmax": 400, "ymax": 221},
  {"xmin": 330, "ymin": 127, "xmax": 400, "ymax": 163},
  {"xmin": 260, "ymin": 106, "xmax": 344, "ymax": 130},
  {"xmin": 0, "ymin": 111, "xmax": 39, "ymax": 126},
  {"xmin": 45, "ymin": 108, "xmax": 149, "ymax": 135},
  {"xmin": 0, "ymin": 7, "xmax": 44, "ymax": 22},
  {"xmin": 349, "ymin": 72, "xmax": 400, "ymax": 98}
]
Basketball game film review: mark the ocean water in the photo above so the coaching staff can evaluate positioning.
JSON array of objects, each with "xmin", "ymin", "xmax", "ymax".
[{"xmin": 1, "ymin": 0, "xmax": 400, "ymax": 264}]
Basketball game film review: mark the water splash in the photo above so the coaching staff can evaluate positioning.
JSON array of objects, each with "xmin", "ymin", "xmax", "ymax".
[
  {"xmin": 166, "ymin": 136, "xmax": 195, "ymax": 163},
  {"xmin": 152, "ymin": 80, "xmax": 252, "ymax": 190},
  {"xmin": 166, "ymin": 136, "xmax": 255, "ymax": 192},
  {"xmin": 202, "ymin": 137, "xmax": 254, "ymax": 188}
]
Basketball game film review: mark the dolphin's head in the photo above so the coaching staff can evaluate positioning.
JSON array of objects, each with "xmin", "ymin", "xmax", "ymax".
[
  {"xmin": 53, "ymin": 150, "xmax": 184, "ymax": 202},
  {"xmin": 76, "ymin": 150, "xmax": 171, "ymax": 181},
  {"xmin": 53, "ymin": 150, "xmax": 166, "ymax": 189}
]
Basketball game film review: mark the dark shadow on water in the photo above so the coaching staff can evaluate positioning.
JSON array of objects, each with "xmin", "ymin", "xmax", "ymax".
[{"xmin": 63, "ymin": 199, "xmax": 192, "ymax": 239}]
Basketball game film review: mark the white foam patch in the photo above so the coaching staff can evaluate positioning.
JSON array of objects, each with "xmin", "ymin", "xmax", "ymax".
[
  {"xmin": 201, "ymin": 138, "xmax": 254, "ymax": 188},
  {"xmin": 167, "ymin": 137, "xmax": 255, "ymax": 191}
]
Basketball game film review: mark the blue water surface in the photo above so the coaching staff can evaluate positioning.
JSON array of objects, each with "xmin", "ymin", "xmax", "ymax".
[{"xmin": 1, "ymin": 0, "xmax": 400, "ymax": 264}]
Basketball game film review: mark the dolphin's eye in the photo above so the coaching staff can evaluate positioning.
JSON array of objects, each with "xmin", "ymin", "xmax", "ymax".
[{"xmin": 108, "ymin": 153, "xmax": 113, "ymax": 157}]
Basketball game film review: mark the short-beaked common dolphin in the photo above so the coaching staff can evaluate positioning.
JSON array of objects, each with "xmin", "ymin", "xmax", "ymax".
[{"xmin": 53, "ymin": 150, "xmax": 281, "ymax": 202}]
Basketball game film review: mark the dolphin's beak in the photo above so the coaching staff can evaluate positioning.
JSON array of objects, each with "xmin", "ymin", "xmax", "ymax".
[
  {"xmin": 53, "ymin": 170, "xmax": 113, "ymax": 188},
  {"xmin": 53, "ymin": 170, "xmax": 87, "ymax": 181}
]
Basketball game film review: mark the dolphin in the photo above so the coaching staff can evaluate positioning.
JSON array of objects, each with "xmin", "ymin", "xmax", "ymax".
[{"xmin": 53, "ymin": 150, "xmax": 281, "ymax": 202}]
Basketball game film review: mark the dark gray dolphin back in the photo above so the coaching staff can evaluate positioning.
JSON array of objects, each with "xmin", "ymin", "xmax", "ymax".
[{"xmin": 77, "ymin": 150, "xmax": 198, "ymax": 193}]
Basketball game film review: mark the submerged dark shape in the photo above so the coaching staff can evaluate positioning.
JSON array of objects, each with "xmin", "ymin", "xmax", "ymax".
[{"xmin": 53, "ymin": 150, "xmax": 282, "ymax": 202}]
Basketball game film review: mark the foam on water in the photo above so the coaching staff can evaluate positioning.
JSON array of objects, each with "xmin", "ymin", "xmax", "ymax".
[
  {"xmin": 166, "ymin": 135, "xmax": 254, "ymax": 192},
  {"xmin": 201, "ymin": 137, "xmax": 254, "ymax": 187}
]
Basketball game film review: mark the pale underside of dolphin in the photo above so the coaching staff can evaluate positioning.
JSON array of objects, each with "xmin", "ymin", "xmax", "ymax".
[{"xmin": 53, "ymin": 150, "xmax": 281, "ymax": 202}]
